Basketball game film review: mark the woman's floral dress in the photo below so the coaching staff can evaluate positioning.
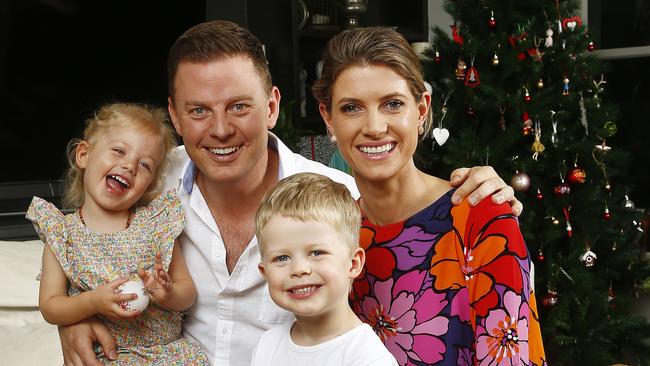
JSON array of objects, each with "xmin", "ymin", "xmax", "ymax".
[
  {"xmin": 26, "ymin": 189, "xmax": 208, "ymax": 365},
  {"xmin": 351, "ymin": 189, "xmax": 546, "ymax": 366}
]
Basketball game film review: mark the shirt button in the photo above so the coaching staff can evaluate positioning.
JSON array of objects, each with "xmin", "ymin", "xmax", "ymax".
[
  {"xmin": 221, "ymin": 328, "xmax": 228, "ymax": 335},
  {"xmin": 215, "ymin": 251, "xmax": 223, "ymax": 257}
]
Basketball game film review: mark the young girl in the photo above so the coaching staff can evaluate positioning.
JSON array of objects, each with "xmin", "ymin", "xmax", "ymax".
[
  {"xmin": 312, "ymin": 28, "xmax": 546, "ymax": 365},
  {"xmin": 26, "ymin": 103, "xmax": 208, "ymax": 364}
]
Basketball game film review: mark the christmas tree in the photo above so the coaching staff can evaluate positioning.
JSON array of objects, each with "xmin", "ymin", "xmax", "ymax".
[{"xmin": 419, "ymin": 1, "xmax": 650, "ymax": 364}]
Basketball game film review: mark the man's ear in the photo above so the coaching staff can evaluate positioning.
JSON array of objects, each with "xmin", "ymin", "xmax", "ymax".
[
  {"xmin": 349, "ymin": 247, "xmax": 366, "ymax": 280},
  {"xmin": 168, "ymin": 97, "xmax": 183, "ymax": 137},
  {"xmin": 75, "ymin": 141, "xmax": 90, "ymax": 169},
  {"xmin": 266, "ymin": 86, "xmax": 281, "ymax": 130}
]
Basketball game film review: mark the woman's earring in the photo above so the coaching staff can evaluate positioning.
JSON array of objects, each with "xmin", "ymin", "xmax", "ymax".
[
  {"xmin": 418, "ymin": 124, "xmax": 425, "ymax": 135},
  {"xmin": 327, "ymin": 129, "xmax": 337, "ymax": 143}
]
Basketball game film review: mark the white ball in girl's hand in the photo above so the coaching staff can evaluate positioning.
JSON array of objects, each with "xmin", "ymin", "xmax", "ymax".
[{"xmin": 117, "ymin": 280, "xmax": 149, "ymax": 312}]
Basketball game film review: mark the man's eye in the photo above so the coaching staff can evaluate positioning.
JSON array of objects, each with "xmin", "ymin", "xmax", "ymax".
[
  {"xmin": 190, "ymin": 107, "xmax": 207, "ymax": 117},
  {"xmin": 231, "ymin": 103, "xmax": 247, "ymax": 113}
]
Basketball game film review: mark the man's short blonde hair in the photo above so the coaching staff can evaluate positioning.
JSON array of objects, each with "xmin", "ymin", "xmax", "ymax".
[{"xmin": 255, "ymin": 173, "xmax": 361, "ymax": 255}]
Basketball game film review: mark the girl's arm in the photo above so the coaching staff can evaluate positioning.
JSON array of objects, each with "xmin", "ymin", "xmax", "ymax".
[
  {"xmin": 39, "ymin": 245, "xmax": 140, "ymax": 325},
  {"xmin": 139, "ymin": 240, "xmax": 196, "ymax": 311}
]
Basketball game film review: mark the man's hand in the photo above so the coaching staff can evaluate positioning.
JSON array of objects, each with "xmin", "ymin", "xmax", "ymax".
[
  {"xmin": 59, "ymin": 317, "xmax": 116, "ymax": 366},
  {"xmin": 449, "ymin": 166, "xmax": 523, "ymax": 216}
]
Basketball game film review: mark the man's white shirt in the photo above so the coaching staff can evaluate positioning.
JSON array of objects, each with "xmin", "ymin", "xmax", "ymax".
[{"xmin": 162, "ymin": 133, "xmax": 359, "ymax": 366}]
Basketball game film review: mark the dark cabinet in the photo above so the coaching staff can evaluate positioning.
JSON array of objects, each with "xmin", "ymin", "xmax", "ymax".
[{"xmin": 208, "ymin": 0, "xmax": 429, "ymax": 134}]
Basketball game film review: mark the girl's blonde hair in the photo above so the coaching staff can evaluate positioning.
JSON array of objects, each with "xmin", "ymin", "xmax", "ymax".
[{"xmin": 62, "ymin": 103, "xmax": 177, "ymax": 209}]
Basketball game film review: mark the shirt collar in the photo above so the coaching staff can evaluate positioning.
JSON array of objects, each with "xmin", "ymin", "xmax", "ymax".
[{"xmin": 176, "ymin": 132, "xmax": 291, "ymax": 195}]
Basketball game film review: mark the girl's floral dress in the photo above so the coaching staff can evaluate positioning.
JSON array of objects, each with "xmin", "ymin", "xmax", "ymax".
[
  {"xmin": 351, "ymin": 189, "xmax": 546, "ymax": 366},
  {"xmin": 26, "ymin": 189, "xmax": 208, "ymax": 365}
]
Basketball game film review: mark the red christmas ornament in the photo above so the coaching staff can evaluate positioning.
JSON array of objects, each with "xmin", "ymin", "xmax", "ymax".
[
  {"xmin": 524, "ymin": 88, "xmax": 531, "ymax": 102},
  {"xmin": 522, "ymin": 111, "xmax": 532, "ymax": 136},
  {"xmin": 542, "ymin": 291, "xmax": 558, "ymax": 307},
  {"xmin": 603, "ymin": 205, "xmax": 611, "ymax": 220},
  {"xmin": 562, "ymin": 16, "xmax": 583, "ymax": 31},
  {"xmin": 464, "ymin": 66, "xmax": 480, "ymax": 87},
  {"xmin": 517, "ymin": 52, "xmax": 527, "ymax": 61},
  {"xmin": 567, "ymin": 167, "xmax": 587, "ymax": 184},
  {"xmin": 536, "ymin": 188, "xmax": 543, "ymax": 200},
  {"xmin": 536, "ymin": 249, "xmax": 545, "ymax": 262},
  {"xmin": 451, "ymin": 24, "xmax": 464, "ymax": 45},
  {"xmin": 434, "ymin": 50, "xmax": 441, "ymax": 63},
  {"xmin": 554, "ymin": 182, "xmax": 571, "ymax": 196},
  {"xmin": 563, "ymin": 206, "xmax": 573, "ymax": 237},
  {"xmin": 587, "ymin": 41, "xmax": 595, "ymax": 51},
  {"xmin": 488, "ymin": 11, "xmax": 496, "ymax": 28}
]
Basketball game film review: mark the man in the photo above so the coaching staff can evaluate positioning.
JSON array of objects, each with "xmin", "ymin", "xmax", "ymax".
[{"xmin": 59, "ymin": 20, "xmax": 521, "ymax": 366}]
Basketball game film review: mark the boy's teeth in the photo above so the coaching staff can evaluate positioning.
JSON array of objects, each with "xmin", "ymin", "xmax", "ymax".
[
  {"xmin": 209, "ymin": 146, "xmax": 239, "ymax": 155},
  {"xmin": 290, "ymin": 286, "xmax": 316, "ymax": 295},
  {"xmin": 359, "ymin": 143, "xmax": 394, "ymax": 154},
  {"xmin": 109, "ymin": 175, "xmax": 129, "ymax": 187}
]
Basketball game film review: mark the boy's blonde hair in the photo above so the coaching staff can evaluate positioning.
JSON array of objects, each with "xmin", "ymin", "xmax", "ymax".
[
  {"xmin": 255, "ymin": 173, "xmax": 361, "ymax": 255},
  {"xmin": 62, "ymin": 103, "xmax": 177, "ymax": 209}
]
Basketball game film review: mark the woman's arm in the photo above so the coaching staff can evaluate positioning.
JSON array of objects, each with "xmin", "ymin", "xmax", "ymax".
[
  {"xmin": 39, "ymin": 245, "xmax": 140, "ymax": 325},
  {"xmin": 139, "ymin": 240, "xmax": 196, "ymax": 311}
]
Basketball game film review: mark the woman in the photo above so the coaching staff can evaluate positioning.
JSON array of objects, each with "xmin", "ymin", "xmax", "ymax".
[{"xmin": 313, "ymin": 27, "xmax": 546, "ymax": 366}]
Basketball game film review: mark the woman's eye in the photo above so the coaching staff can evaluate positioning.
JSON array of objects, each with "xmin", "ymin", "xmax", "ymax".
[
  {"xmin": 341, "ymin": 104, "xmax": 361, "ymax": 114},
  {"xmin": 384, "ymin": 100, "xmax": 404, "ymax": 111}
]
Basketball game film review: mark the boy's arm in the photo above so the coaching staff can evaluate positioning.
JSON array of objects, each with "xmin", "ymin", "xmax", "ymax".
[
  {"xmin": 39, "ymin": 245, "xmax": 140, "ymax": 325},
  {"xmin": 140, "ymin": 241, "xmax": 196, "ymax": 311}
]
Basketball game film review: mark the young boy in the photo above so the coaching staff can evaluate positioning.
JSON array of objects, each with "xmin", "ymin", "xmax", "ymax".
[{"xmin": 252, "ymin": 173, "xmax": 398, "ymax": 366}]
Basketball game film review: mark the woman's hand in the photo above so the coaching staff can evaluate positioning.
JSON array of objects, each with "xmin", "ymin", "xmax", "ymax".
[
  {"xmin": 449, "ymin": 166, "xmax": 523, "ymax": 216},
  {"xmin": 90, "ymin": 277, "xmax": 141, "ymax": 321}
]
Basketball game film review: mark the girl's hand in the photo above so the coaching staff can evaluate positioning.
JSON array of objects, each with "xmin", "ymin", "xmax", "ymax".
[
  {"xmin": 138, "ymin": 253, "xmax": 172, "ymax": 303},
  {"xmin": 90, "ymin": 277, "xmax": 141, "ymax": 321}
]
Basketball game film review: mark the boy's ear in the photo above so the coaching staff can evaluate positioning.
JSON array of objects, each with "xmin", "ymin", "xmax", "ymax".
[
  {"xmin": 349, "ymin": 247, "xmax": 365, "ymax": 280},
  {"xmin": 258, "ymin": 262, "xmax": 267, "ymax": 278},
  {"xmin": 75, "ymin": 141, "xmax": 90, "ymax": 169}
]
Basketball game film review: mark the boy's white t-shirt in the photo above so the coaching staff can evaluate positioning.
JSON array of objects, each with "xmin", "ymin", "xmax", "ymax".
[{"xmin": 251, "ymin": 323, "xmax": 398, "ymax": 366}]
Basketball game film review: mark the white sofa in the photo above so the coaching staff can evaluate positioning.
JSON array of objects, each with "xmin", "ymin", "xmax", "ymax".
[{"xmin": 0, "ymin": 240, "xmax": 63, "ymax": 365}]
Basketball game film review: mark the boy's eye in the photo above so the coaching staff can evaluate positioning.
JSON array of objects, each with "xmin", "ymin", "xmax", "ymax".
[
  {"xmin": 310, "ymin": 250, "xmax": 324, "ymax": 257},
  {"xmin": 273, "ymin": 255, "xmax": 289, "ymax": 263}
]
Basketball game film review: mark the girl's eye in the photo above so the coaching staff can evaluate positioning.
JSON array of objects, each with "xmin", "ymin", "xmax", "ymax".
[
  {"xmin": 112, "ymin": 148, "xmax": 125, "ymax": 155},
  {"xmin": 274, "ymin": 255, "xmax": 289, "ymax": 263},
  {"xmin": 139, "ymin": 161, "xmax": 151, "ymax": 171}
]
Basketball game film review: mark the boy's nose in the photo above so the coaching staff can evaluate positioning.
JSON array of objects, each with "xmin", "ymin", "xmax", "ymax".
[{"xmin": 290, "ymin": 258, "xmax": 311, "ymax": 277}]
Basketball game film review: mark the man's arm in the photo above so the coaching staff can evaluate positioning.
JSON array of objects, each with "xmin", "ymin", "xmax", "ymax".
[
  {"xmin": 58, "ymin": 318, "xmax": 116, "ymax": 366},
  {"xmin": 449, "ymin": 166, "xmax": 522, "ymax": 216}
]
